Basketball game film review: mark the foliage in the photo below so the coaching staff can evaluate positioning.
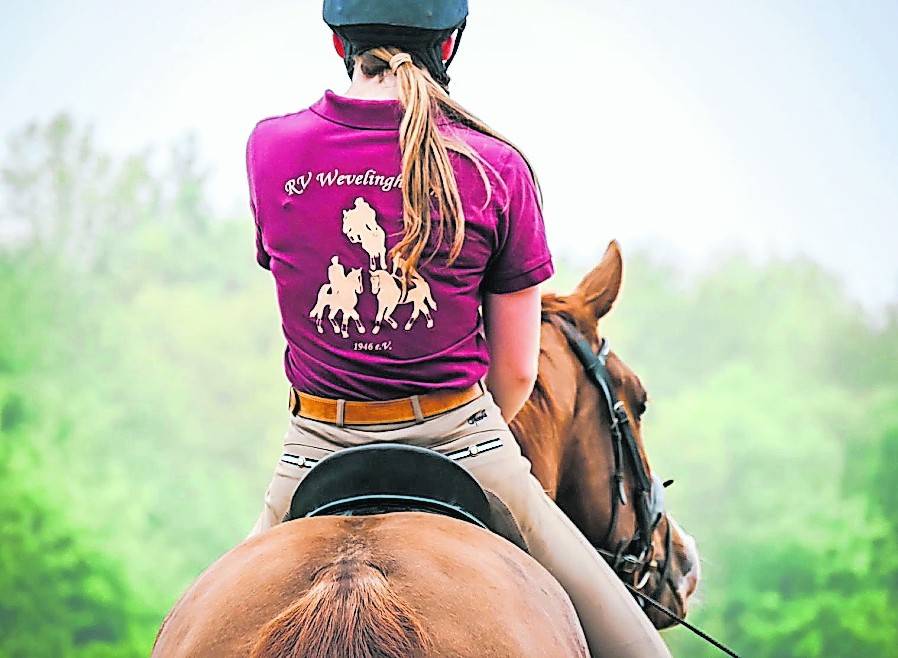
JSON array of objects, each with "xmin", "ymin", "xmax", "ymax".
[
  {"xmin": 0, "ymin": 463, "xmax": 150, "ymax": 658},
  {"xmin": 1, "ymin": 114, "xmax": 896, "ymax": 657}
]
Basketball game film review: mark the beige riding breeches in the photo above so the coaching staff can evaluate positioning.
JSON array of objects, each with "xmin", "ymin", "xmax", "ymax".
[{"xmin": 248, "ymin": 389, "xmax": 671, "ymax": 658}]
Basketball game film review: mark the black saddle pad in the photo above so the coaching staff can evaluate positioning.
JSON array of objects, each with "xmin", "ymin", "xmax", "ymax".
[{"xmin": 289, "ymin": 443, "xmax": 494, "ymax": 530}]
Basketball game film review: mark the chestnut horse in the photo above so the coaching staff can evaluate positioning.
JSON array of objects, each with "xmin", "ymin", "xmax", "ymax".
[
  {"xmin": 512, "ymin": 241, "xmax": 701, "ymax": 628},
  {"xmin": 153, "ymin": 241, "xmax": 699, "ymax": 656}
]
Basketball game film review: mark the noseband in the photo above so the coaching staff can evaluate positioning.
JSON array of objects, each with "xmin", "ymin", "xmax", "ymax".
[{"xmin": 546, "ymin": 312, "xmax": 742, "ymax": 658}]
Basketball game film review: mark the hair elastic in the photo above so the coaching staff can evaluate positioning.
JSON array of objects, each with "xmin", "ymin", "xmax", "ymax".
[{"xmin": 389, "ymin": 52, "xmax": 413, "ymax": 72}]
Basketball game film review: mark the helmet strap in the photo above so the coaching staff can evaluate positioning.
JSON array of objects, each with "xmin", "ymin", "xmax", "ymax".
[{"xmin": 444, "ymin": 20, "xmax": 466, "ymax": 70}]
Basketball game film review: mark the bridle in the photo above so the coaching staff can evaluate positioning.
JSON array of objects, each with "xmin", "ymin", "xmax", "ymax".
[
  {"xmin": 546, "ymin": 314, "xmax": 670, "ymax": 593},
  {"xmin": 547, "ymin": 312, "xmax": 742, "ymax": 658}
]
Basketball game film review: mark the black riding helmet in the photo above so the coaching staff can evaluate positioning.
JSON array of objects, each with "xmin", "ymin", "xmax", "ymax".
[{"xmin": 323, "ymin": 0, "xmax": 469, "ymax": 88}]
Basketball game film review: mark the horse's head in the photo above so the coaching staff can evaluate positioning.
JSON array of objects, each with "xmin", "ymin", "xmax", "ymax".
[
  {"xmin": 342, "ymin": 219, "xmax": 361, "ymax": 244},
  {"xmin": 370, "ymin": 270, "xmax": 387, "ymax": 295},
  {"xmin": 511, "ymin": 241, "xmax": 701, "ymax": 629},
  {"xmin": 349, "ymin": 268, "xmax": 363, "ymax": 295},
  {"xmin": 341, "ymin": 209, "xmax": 359, "ymax": 243}
]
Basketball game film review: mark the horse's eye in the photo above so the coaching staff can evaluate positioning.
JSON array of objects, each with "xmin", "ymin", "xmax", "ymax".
[{"xmin": 636, "ymin": 397, "xmax": 648, "ymax": 418}]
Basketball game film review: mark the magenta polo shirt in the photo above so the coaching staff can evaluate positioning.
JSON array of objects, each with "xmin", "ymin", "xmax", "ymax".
[{"xmin": 246, "ymin": 90, "xmax": 554, "ymax": 401}]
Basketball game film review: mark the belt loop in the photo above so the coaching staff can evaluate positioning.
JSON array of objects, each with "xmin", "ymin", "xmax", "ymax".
[
  {"xmin": 336, "ymin": 399, "xmax": 346, "ymax": 428},
  {"xmin": 477, "ymin": 379, "xmax": 486, "ymax": 395},
  {"xmin": 410, "ymin": 395, "xmax": 425, "ymax": 423}
]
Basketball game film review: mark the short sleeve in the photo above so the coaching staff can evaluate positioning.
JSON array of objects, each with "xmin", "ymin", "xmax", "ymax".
[
  {"xmin": 482, "ymin": 149, "xmax": 554, "ymax": 294},
  {"xmin": 254, "ymin": 220, "xmax": 271, "ymax": 270},
  {"xmin": 246, "ymin": 128, "xmax": 271, "ymax": 270}
]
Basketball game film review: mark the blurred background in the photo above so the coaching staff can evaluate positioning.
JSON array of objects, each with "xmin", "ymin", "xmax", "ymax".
[{"xmin": 1, "ymin": 1, "xmax": 896, "ymax": 656}]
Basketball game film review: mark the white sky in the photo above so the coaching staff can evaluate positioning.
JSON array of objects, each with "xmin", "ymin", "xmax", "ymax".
[{"xmin": 2, "ymin": 1, "xmax": 897, "ymax": 311}]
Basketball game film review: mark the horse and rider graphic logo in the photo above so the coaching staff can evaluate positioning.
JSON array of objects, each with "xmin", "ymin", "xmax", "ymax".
[{"xmin": 309, "ymin": 197, "xmax": 438, "ymax": 339}]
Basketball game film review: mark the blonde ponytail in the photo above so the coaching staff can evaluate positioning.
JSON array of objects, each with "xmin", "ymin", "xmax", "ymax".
[{"xmin": 358, "ymin": 47, "xmax": 541, "ymax": 280}]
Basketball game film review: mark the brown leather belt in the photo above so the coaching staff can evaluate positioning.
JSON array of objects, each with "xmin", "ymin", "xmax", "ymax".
[{"xmin": 289, "ymin": 381, "xmax": 485, "ymax": 426}]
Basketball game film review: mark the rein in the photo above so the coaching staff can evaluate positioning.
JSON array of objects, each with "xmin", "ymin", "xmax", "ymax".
[{"xmin": 545, "ymin": 312, "xmax": 741, "ymax": 658}]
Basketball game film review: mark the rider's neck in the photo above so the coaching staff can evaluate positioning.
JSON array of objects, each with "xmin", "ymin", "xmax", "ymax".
[{"xmin": 342, "ymin": 64, "xmax": 401, "ymax": 101}]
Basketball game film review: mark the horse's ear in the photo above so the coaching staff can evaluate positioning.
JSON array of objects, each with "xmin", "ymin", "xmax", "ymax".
[{"xmin": 574, "ymin": 240, "xmax": 623, "ymax": 320}]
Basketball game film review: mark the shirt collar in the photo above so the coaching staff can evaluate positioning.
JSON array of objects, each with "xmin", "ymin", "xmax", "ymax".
[
  {"xmin": 310, "ymin": 89, "xmax": 405, "ymax": 130},
  {"xmin": 309, "ymin": 89, "xmax": 455, "ymax": 130}
]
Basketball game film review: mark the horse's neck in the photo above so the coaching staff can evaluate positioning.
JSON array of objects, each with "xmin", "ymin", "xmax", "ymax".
[
  {"xmin": 510, "ymin": 403, "xmax": 569, "ymax": 498},
  {"xmin": 336, "ymin": 274, "xmax": 358, "ymax": 295},
  {"xmin": 512, "ymin": 381, "xmax": 624, "ymax": 548}
]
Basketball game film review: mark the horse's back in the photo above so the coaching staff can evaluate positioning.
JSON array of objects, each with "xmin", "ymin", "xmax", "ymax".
[{"xmin": 153, "ymin": 512, "xmax": 587, "ymax": 658}]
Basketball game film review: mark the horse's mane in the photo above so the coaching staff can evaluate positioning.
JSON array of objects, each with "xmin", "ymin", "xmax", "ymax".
[
  {"xmin": 510, "ymin": 293, "xmax": 594, "ymax": 448},
  {"xmin": 541, "ymin": 292, "xmax": 598, "ymax": 338},
  {"xmin": 249, "ymin": 558, "xmax": 432, "ymax": 658}
]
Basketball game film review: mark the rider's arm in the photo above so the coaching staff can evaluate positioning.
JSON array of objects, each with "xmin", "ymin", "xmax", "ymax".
[
  {"xmin": 483, "ymin": 285, "xmax": 542, "ymax": 423},
  {"xmin": 481, "ymin": 147, "xmax": 553, "ymax": 422},
  {"xmin": 246, "ymin": 126, "xmax": 272, "ymax": 270}
]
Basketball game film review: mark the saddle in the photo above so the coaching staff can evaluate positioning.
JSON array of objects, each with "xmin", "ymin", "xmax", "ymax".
[{"xmin": 287, "ymin": 443, "xmax": 529, "ymax": 552}]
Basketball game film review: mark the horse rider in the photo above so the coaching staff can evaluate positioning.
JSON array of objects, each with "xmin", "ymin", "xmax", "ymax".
[
  {"xmin": 326, "ymin": 256, "xmax": 345, "ymax": 290},
  {"xmin": 244, "ymin": 1, "xmax": 672, "ymax": 655}
]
